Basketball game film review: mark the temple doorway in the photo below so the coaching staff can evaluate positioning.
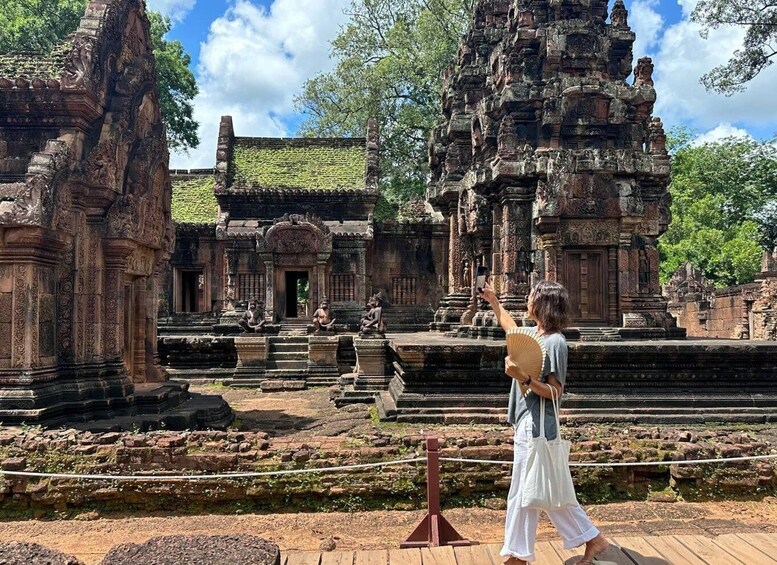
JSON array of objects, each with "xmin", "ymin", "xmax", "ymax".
[
  {"xmin": 563, "ymin": 249, "xmax": 608, "ymax": 325},
  {"xmin": 284, "ymin": 271, "xmax": 309, "ymax": 319}
]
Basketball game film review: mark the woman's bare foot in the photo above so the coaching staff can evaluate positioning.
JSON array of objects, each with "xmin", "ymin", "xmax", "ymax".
[
  {"xmin": 578, "ymin": 533, "xmax": 609, "ymax": 563},
  {"xmin": 503, "ymin": 557, "xmax": 527, "ymax": 565}
]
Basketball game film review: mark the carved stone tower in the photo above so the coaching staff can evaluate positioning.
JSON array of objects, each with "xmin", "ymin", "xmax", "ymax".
[{"xmin": 428, "ymin": 0, "xmax": 682, "ymax": 337}]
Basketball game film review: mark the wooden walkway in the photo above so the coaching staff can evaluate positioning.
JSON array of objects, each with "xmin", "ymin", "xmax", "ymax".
[{"xmin": 283, "ymin": 533, "xmax": 777, "ymax": 564}]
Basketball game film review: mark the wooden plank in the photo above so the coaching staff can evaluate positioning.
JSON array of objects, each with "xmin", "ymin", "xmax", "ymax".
[
  {"xmin": 484, "ymin": 540, "xmax": 556, "ymax": 565},
  {"xmin": 549, "ymin": 540, "xmax": 630, "ymax": 564},
  {"xmin": 484, "ymin": 543, "xmax": 503, "ymax": 565},
  {"xmin": 734, "ymin": 533, "xmax": 777, "ymax": 559},
  {"xmin": 354, "ymin": 549, "xmax": 388, "ymax": 565},
  {"xmin": 672, "ymin": 535, "xmax": 745, "ymax": 565},
  {"xmin": 388, "ymin": 548, "xmax": 422, "ymax": 565},
  {"xmin": 612, "ymin": 536, "xmax": 671, "ymax": 565},
  {"xmin": 642, "ymin": 536, "xmax": 707, "ymax": 565},
  {"xmin": 711, "ymin": 535, "xmax": 777, "ymax": 565},
  {"xmin": 452, "ymin": 545, "xmax": 495, "ymax": 565},
  {"xmin": 285, "ymin": 553, "xmax": 322, "ymax": 565},
  {"xmin": 321, "ymin": 551, "xmax": 355, "ymax": 565},
  {"xmin": 420, "ymin": 545, "xmax": 456, "ymax": 565}
]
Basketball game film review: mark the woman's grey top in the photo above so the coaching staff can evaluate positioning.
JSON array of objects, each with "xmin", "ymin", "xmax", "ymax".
[{"xmin": 506, "ymin": 327, "xmax": 568, "ymax": 439}]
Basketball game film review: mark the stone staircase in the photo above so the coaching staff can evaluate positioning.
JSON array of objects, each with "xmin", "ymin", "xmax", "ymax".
[
  {"xmin": 264, "ymin": 336, "xmax": 309, "ymax": 386},
  {"xmin": 280, "ymin": 319, "xmax": 309, "ymax": 336},
  {"xmin": 576, "ymin": 326, "xmax": 622, "ymax": 341}
]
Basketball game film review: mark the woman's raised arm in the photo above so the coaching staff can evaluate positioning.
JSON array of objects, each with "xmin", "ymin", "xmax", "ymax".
[{"xmin": 479, "ymin": 282, "xmax": 518, "ymax": 332}]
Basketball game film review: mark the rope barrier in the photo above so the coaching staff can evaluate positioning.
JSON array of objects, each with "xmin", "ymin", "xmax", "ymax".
[
  {"xmin": 0, "ymin": 457, "xmax": 425, "ymax": 482},
  {"xmin": 1, "ymin": 451, "xmax": 775, "ymax": 482},
  {"xmin": 440, "ymin": 453, "xmax": 777, "ymax": 467}
]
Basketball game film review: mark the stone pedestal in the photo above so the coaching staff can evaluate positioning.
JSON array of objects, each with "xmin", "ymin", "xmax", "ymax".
[
  {"xmin": 230, "ymin": 336, "xmax": 269, "ymax": 386},
  {"xmin": 353, "ymin": 338, "xmax": 392, "ymax": 391},
  {"xmin": 334, "ymin": 338, "xmax": 391, "ymax": 407},
  {"xmin": 307, "ymin": 336, "xmax": 340, "ymax": 386}
]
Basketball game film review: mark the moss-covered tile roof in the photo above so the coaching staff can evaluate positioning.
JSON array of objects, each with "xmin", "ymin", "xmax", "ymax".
[
  {"xmin": 0, "ymin": 40, "xmax": 72, "ymax": 79},
  {"xmin": 230, "ymin": 138, "xmax": 366, "ymax": 190},
  {"xmin": 171, "ymin": 175, "xmax": 218, "ymax": 224}
]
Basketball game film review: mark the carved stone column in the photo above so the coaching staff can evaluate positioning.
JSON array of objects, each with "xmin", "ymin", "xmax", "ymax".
[
  {"xmin": 224, "ymin": 247, "xmax": 238, "ymax": 312},
  {"xmin": 103, "ymin": 241, "xmax": 134, "ymax": 361},
  {"xmin": 132, "ymin": 277, "xmax": 147, "ymax": 383},
  {"xmin": 356, "ymin": 246, "xmax": 367, "ymax": 304},
  {"xmin": 317, "ymin": 259, "xmax": 328, "ymax": 303},
  {"xmin": 264, "ymin": 260, "xmax": 275, "ymax": 322},
  {"xmin": 499, "ymin": 188, "xmax": 533, "ymax": 322},
  {"xmin": 448, "ymin": 203, "xmax": 461, "ymax": 294}
]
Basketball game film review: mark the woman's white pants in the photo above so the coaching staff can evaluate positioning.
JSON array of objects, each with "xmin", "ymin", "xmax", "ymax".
[{"xmin": 500, "ymin": 416, "xmax": 599, "ymax": 562}]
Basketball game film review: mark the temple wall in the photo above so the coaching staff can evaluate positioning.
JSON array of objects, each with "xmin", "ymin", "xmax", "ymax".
[
  {"xmin": 371, "ymin": 222, "xmax": 448, "ymax": 331},
  {"xmin": 668, "ymin": 285, "xmax": 757, "ymax": 339}
]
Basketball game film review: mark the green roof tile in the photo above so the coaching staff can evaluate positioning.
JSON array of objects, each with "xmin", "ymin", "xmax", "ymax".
[
  {"xmin": 0, "ymin": 40, "xmax": 72, "ymax": 79},
  {"xmin": 230, "ymin": 139, "xmax": 366, "ymax": 190},
  {"xmin": 171, "ymin": 176, "xmax": 218, "ymax": 224}
]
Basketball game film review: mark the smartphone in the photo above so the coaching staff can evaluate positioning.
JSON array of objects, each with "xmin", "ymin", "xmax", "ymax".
[{"xmin": 476, "ymin": 266, "xmax": 489, "ymax": 293}]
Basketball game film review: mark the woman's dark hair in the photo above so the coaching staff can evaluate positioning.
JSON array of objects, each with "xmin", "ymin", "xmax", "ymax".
[{"xmin": 528, "ymin": 280, "xmax": 570, "ymax": 333}]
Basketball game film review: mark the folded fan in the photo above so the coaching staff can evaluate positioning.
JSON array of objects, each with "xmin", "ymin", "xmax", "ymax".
[{"xmin": 505, "ymin": 327, "xmax": 547, "ymax": 380}]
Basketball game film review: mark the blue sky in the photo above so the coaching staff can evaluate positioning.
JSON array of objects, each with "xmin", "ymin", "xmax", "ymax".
[{"xmin": 148, "ymin": 0, "xmax": 777, "ymax": 169}]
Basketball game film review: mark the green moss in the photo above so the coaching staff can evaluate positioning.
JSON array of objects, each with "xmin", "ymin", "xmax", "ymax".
[
  {"xmin": 230, "ymin": 143, "xmax": 365, "ymax": 190},
  {"xmin": 0, "ymin": 40, "xmax": 72, "ymax": 79},
  {"xmin": 171, "ymin": 176, "xmax": 218, "ymax": 224}
]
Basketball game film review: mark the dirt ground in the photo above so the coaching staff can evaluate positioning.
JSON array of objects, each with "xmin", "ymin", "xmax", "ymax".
[{"xmin": 0, "ymin": 500, "xmax": 776, "ymax": 564}]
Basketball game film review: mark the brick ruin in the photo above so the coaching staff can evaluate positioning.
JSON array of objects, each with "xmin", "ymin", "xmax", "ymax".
[
  {"xmin": 428, "ymin": 0, "xmax": 682, "ymax": 339},
  {"xmin": 0, "ymin": 0, "xmax": 230, "ymax": 427},
  {"xmin": 664, "ymin": 252, "xmax": 777, "ymax": 341}
]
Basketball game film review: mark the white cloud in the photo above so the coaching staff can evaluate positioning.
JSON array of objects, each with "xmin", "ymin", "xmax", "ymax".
[
  {"xmin": 146, "ymin": 0, "xmax": 197, "ymax": 22},
  {"xmin": 692, "ymin": 123, "xmax": 751, "ymax": 146},
  {"xmin": 628, "ymin": 0, "xmax": 664, "ymax": 59},
  {"xmin": 648, "ymin": 1, "xmax": 777, "ymax": 135},
  {"xmin": 170, "ymin": 0, "xmax": 351, "ymax": 169}
]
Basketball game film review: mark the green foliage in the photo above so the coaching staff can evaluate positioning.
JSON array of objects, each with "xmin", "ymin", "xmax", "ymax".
[
  {"xmin": 0, "ymin": 0, "xmax": 84, "ymax": 53},
  {"xmin": 0, "ymin": 1, "xmax": 199, "ymax": 152},
  {"xmin": 373, "ymin": 194, "xmax": 399, "ymax": 221},
  {"xmin": 231, "ymin": 144, "xmax": 366, "ymax": 189},
  {"xmin": 295, "ymin": 0, "xmax": 475, "ymax": 204},
  {"xmin": 171, "ymin": 177, "xmax": 218, "ymax": 224},
  {"xmin": 659, "ymin": 130, "xmax": 777, "ymax": 287},
  {"xmin": 692, "ymin": 0, "xmax": 777, "ymax": 94},
  {"xmin": 148, "ymin": 12, "xmax": 199, "ymax": 152}
]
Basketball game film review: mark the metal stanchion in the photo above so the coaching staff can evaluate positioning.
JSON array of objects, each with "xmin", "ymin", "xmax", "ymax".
[{"xmin": 401, "ymin": 436, "xmax": 471, "ymax": 548}]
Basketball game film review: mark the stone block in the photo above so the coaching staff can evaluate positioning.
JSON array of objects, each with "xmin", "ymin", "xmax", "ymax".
[{"xmin": 353, "ymin": 338, "xmax": 392, "ymax": 391}]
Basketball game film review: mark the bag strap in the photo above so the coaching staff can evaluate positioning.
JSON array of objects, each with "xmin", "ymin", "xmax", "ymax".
[
  {"xmin": 547, "ymin": 383, "xmax": 562, "ymax": 440},
  {"xmin": 539, "ymin": 385, "xmax": 562, "ymax": 440}
]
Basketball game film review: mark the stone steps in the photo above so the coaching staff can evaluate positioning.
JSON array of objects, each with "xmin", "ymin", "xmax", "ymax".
[
  {"xmin": 575, "ymin": 327, "xmax": 623, "ymax": 342},
  {"xmin": 266, "ymin": 360, "xmax": 308, "ymax": 370}
]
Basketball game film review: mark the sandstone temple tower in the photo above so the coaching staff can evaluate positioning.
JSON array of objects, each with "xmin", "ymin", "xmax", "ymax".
[
  {"xmin": 0, "ymin": 0, "xmax": 178, "ymax": 423},
  {"xmin": 429, "ymin": 0, "xmax": 681, "ymax": 338}
]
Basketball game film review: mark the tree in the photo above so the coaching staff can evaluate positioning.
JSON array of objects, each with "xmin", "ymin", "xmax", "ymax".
[
  {"xmin": 0, "ymin": 0, "xmax": 85, "ymax": 53},
  {"xmin": 148, "ymin": 12, "xmax": 199, "ymax": 152},
  {"xmin": 659, "ymin": 130, "xmax": 777, "ymax": 287},
  {"xmin": 295, "ymin": 0, "xmax": 475, "ymax": 210},
  {"xmin": 692, "ymin": 0, "xmax": 777, "ymax": 94},
  {"xmin": 0, "ymin": 0, "xmax": 199, "ymax": 152}
]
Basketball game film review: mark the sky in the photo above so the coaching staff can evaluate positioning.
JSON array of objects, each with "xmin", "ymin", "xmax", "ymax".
[{"xmin": 148, "ymin": 0, "xmax": 777, "ymax": 170}]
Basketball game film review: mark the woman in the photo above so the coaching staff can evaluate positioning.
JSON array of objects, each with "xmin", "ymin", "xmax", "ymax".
[{"xmin": 480, "ymin": 280, "xmax": 609, "ymax": 565}]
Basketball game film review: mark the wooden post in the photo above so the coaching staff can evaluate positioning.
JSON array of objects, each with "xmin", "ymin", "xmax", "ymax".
[{"xmin": 401, "ymin": 436, "xmax": 471, "ymax": 548}]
